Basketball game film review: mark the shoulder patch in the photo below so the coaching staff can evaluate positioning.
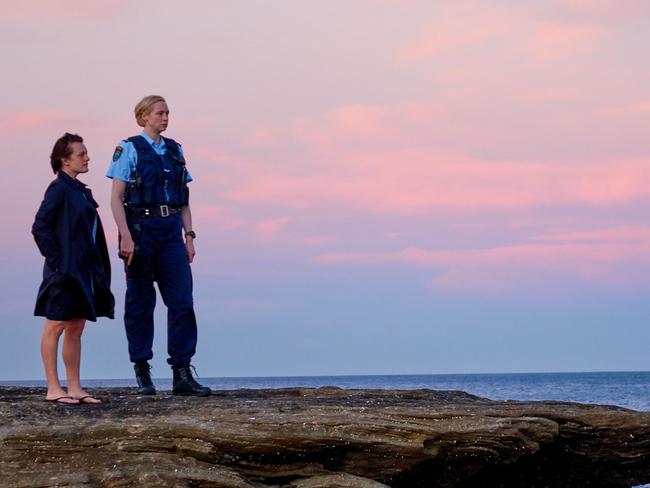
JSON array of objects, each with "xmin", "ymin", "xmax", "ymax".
[{"xmin": 112, "ymin": 146, "xmax": 123, "ymax": 162}]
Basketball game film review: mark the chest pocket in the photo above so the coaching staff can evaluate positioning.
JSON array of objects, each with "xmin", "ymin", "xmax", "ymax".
[{"xmin": 138, "ymin": 149, "xmax": 163, "ymax": 203}]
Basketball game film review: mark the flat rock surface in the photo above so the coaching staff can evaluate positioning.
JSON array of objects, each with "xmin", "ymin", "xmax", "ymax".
[{"xmin": 1, "ymin": 386, "xmax": 649, "ymax": 487}]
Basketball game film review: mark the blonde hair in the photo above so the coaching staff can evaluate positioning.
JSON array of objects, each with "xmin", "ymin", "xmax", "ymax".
[{"xmin": 134, "ymin": 95, "xmax": 166, "ymax": 127}]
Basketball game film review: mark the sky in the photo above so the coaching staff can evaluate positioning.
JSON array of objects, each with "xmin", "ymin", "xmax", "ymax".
[{"xmin": 1, "ymin": 0, "xmax": 649, "ymax": 381}]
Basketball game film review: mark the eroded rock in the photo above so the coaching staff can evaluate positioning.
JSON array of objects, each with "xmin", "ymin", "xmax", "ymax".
[{"xmin": 0, "ymin": 387, "xmax": 648, "ymax": 487}]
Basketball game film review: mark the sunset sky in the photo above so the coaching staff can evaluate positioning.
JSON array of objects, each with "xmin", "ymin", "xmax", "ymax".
[{"xmin": 1, "ymin": 0, "xmax": 649, "ymax": 380}]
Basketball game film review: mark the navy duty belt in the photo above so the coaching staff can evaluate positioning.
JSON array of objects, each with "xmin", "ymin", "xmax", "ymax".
[{"xmin": 125, "ymin": 205, "xmax": 182, "ymax": 218}]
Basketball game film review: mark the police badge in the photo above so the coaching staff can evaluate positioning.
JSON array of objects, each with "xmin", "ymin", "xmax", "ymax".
[{"xmin": 112, "ymin": 146, "xmax": 123, "ymax": 162}]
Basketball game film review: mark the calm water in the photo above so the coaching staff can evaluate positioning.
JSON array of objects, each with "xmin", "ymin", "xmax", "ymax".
[{"xmin": 4, "ymin": 371, "xmax": 650, "ymax": 411}]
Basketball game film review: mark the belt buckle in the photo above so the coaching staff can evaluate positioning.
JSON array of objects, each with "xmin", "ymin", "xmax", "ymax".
[{"xmin": 160, "ymin": 205, "xmax": 169, "ymax": 217}]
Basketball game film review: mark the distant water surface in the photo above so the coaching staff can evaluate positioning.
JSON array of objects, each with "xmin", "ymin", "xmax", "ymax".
[{"xmin": 4, "ymin": 371, "xmax": 649, "ymax": 411}]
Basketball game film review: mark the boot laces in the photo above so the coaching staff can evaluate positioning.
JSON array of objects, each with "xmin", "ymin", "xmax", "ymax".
[
  {"xmin": 190, "ymin": 364, "xmax": 200, "ymax": 379},
  {"xmin": 177, "ymin": 364, "xmax": 201, "ymax": 387},
  {"xmin": 135, "ymin": 363, "xmax": 153, "ymax": 387}
]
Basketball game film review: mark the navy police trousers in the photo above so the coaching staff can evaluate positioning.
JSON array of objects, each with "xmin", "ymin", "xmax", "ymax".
[{"xmin": 124, "ymin": 213, "xmax": 197, "ymax": 366}]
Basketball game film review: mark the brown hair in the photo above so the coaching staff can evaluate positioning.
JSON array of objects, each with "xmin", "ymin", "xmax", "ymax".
[
  {"xmin": 134, "ymin": 95, "xmax": 166, "ymax": 127},
  {"xmin": 50, "ymin": 133, "xmax": 83, "ymax": 174}
]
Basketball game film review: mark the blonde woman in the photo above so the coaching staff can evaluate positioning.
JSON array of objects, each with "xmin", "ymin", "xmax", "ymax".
[{"xmin": 107, "ymin": 95, "xmax": 210, "ymax": 397}]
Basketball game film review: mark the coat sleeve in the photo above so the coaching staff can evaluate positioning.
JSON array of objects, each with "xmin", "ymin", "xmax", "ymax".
[{"xmin": 32, "ymin": 182, "xmax": 64, "ymax": 271}]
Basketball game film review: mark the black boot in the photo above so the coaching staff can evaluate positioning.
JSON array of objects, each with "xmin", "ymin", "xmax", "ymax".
[
  {"xmin": 172, "ymin": 364, "xmax": 211, "ymax": 397},
  {"xmin": 133, "ymin": 362, "xmax": 156, "ymax": 395}
]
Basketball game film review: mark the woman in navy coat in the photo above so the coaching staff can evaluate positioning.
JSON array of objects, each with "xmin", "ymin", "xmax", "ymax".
[{"xmin": 32, "ymin": 133, "xmax": 114, "ymax": 404}]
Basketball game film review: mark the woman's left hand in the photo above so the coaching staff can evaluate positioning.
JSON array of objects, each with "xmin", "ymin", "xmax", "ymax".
[{"xmin": 185, "ymin": 238, "xmax": 196, "ymax": 263}]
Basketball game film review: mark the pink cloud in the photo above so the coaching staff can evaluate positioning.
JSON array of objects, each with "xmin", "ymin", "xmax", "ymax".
[
  {"xmin": 298, "ymin": 235, "xmax": 338, "ymax": 247},
  {"xmin": 532, "ymin": 226, "xmax": 650, "ymax": 243},
  {"xmin": 399, "ymin": 12, "xmax": 515, "ymax": 61},
  {"xmin": 315, "ymin": 237, "xmax": 650, "ymax": 293},
  {"xmin": 315, "ymin": 242, "xmax": 650, "ymax": 267},
  {"xmin": 190, "ymin": 204, "xmax": 246, "ymax": 231},
  {"xmin": 223, "ymin": 146, "xmax": 650, "ymax": 214},
  {"xmin": 289, "ymin": 105, "xmax": 393, "ymax": 150},
  {"xmin": 189, "ymin": 94, "xmax": 650, "ymax": 236},
  {"xmin": 248, "ymin": 127, "xmax": 279, "ymax": 146},
  {"xmin": 565, "ymin": 0, "xmax": 649, "ymax": 21},
  {"xmin": 254, "ymin": 217, "xmax": 291, "ymax": 242},
  {"xmin": 0, "ymin": 111, "xmax": 66, "ymax": 130},
  {"xmin": 327, "ymin": 105, "xmax": 391, "ymax": 138},
  {"xmin": 189, "ymin": 204, "xmax": 294, "ymax": 244},
  {"xmin": 612, "ymin": 101, "xmax": 650, "ymax": 113},
  {"xmin": 527, "ymin": 22, "xmax": 607, "ymax": 60}
]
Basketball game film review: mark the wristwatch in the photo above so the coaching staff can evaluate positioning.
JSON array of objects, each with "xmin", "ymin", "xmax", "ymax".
[{"xmin": 185, "ymin": 230, "xmax": 196, "ymax": 239}]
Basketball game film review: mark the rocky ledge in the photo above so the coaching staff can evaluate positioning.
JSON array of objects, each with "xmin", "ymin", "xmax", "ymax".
[{"xmin": 1, "ymin": 386, "xmax": 649, "ymax": 487}]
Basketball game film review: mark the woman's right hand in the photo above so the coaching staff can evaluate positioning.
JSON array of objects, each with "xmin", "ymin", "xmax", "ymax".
[{"xmin": 120, "ymin": 232, "xmax": 135, "ymax": 265}]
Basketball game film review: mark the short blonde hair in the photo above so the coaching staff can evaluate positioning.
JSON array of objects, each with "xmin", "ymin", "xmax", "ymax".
[{"xmin": 134, "ymin": 95, "xmax": 166, "ymax": 127}]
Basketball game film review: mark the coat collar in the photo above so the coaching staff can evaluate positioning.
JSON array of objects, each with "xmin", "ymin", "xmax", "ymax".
[
  {"xmin": 57, "ymin": 170, "xmax": 87, "ymax": 190},
  {"xmin": 57, "ymin": 171, "xmax": 97, "ymax": 207}
]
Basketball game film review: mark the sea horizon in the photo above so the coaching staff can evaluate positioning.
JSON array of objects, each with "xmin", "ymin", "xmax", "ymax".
[
  {"xmin": 3, "ymin": 368, "xmax": 649, "ymax": 383},
  {"xmin": 4, "ymin": 370, "xmax": 650, "ymax": 412}
]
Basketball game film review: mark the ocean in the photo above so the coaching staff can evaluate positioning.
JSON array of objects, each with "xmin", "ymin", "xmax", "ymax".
[{"xmin": 4, "ymin": 370, "xmax": 650, "ymax": 411}]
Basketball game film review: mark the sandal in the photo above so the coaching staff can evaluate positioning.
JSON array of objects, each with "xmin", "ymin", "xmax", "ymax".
[
  {"xmin": 75, "ymin": 395, "xmax": 102, "ymax": 405},
  {"xmin": 44, "ymin": 396, "xmax": 79, "ymax": 405}
]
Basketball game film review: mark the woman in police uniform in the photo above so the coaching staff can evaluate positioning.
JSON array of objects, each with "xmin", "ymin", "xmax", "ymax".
[
  {"xmin": 107, "ymin": 95, "xmax": 210, "ymax": 396},
  {"xmin": 33, "ymin": 133, "xmax": 114, "ymax": 404}
]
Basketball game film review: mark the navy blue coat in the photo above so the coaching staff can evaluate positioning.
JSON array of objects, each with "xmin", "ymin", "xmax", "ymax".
[{"xmin": 32, "ymin": 171, "xmax": 114, "ymax": 321}]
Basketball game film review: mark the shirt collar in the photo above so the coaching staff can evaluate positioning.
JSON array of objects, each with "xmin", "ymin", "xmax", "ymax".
[{"xmin": 140, "ymin": 131, "xmax": 166, "ymax": 149}]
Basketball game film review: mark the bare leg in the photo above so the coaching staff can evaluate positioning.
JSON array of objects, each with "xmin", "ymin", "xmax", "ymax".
[
  {"xmin": 41, "ymin": 320, "xmax": 77, "ymax": 403},
  {"xmin": 63, "ymin": 319, "xmax": 101, "ymax": 404},
  {"xmin": 62, "ymin": 319, "xmax": 84, "ymax": 393}
]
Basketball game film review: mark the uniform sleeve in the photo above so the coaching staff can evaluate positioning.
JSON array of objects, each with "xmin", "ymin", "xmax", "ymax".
[
  {"xmin": 106, "ymin": 141, "xmax": 136, "ymax": 182},
  {"xmin": 32, "ymin": 182, "xmax": 64, "ymax": 271},
  {"xmin": 178, "ymin": 145, "xmax": 193, "ymax": 183}
]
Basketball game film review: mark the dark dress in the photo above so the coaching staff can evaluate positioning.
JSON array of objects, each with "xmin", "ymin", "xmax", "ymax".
[{"xmin": 32, "ymin": 171, "xmax": 114, "ymax": 321}]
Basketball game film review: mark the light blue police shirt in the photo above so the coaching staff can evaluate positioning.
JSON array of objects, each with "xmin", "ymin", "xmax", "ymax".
[{"xmin": 106, "ymin": 131, "xmax": 193, "ymax": 183}]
